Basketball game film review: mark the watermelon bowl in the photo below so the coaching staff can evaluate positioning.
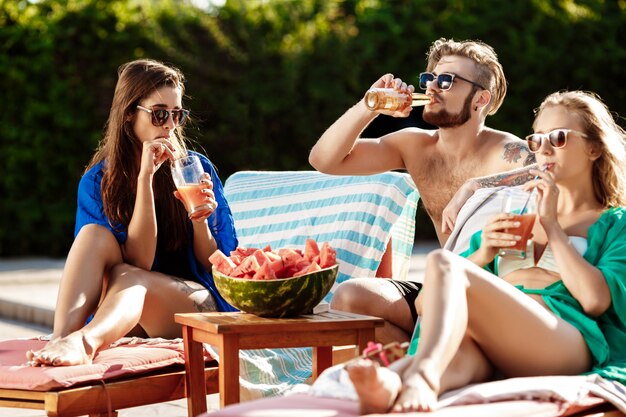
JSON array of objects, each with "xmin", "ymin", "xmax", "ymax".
[{"xmin": 212, "ymin": 264, "xmax": 338, "ymax": 318}]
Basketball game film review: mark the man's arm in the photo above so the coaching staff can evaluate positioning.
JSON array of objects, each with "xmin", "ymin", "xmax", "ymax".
[
  {"xmin": 471, "ymin": 163, "xmax": 537, "ymax": 188},
  {"xmin": 441, "ymin": 158, "xmax": 537, "ymax": 235},
  {"xmin": 309, "ymin": 100, "xmax": 385, "ymax": 174},
  {"xmin": 309, "ymin": 74, "xmax": 413, "ymax": 175}
]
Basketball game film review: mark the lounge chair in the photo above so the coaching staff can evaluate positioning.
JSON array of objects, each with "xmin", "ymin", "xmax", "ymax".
[{"xmin": 200, "ymin": 378, "xmax": 626, "ymax": 417}]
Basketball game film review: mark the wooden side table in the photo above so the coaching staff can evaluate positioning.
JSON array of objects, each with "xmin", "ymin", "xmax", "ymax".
[{"xmin": 175, "ymin": 310, "xmax": 384, "ymax": 416}]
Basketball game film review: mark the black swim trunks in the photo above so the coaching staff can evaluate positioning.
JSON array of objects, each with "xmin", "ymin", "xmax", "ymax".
[{"xmin": 386, "ymin": 279, "xmax": 423, "ymax": 325}]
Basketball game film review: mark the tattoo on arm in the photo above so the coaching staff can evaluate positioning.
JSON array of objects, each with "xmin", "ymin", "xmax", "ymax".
[
  {"xmin": 475, "ymin": 165, "xmax": 538, "ymax": 188},
  {"xmin": 524, "ymin": 152, "xmax": 536, "ymax": 166},
  {"xmin": 465, "ymin": 141, "xmax": 537, "ymax": 190},
  {"xmin": 469, "ymin": 141, "xmax": 536, "ymax": 187},
  {"xmin": 503, "ymin": 142, "xmax": 535, "ymax": 166}
]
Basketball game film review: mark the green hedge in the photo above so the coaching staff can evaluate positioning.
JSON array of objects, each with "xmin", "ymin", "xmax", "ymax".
[{"xmin": 1, "ymin": 0, "xmax": 625, "ymax": 255}]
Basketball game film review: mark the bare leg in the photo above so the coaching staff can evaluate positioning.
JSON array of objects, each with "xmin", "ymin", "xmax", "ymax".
[
  {"xmin": 346, "ymin": 358, "xmax": 403, "ymax": 414},
  {"xmin": 29, "ymin": 263, "xmax": 217, "ymax": 366},
  {"xmin": 350, "ymin": 249, "xmax": 592, "ymax": 413},
  {"xmin": 392, "ymin": 249, "xmax": 470, "ymax": 411},
  {"xmin": 331, "ymin": 278, "xmax": 415, "ymax": 343},
  {"xmin": 26, "ymin": 225, "xmax": 122, "ymax": 365},
  {"xmin": 347, "ymin": 336, "xmax": 492, "ymax": 415},
  {"xmin": 397, "ymin": 249, "xmax": 591, "ymax": 411},
  {"xmin": 52, "ymin": 224, "xmax": 123, "ymax": 338}
]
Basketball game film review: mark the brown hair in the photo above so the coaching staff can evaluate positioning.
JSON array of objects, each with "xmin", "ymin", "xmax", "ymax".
[
  {"xmin": 88, "ymin": 59, "xmax": 190, "ymax": 251},
  {"xmin": 534, "ymin": 90, "xmax": 626, "ymax": 208},
  {"xmin": 426, "ymin": 38, "xmax": 506, "ymax": 116}
]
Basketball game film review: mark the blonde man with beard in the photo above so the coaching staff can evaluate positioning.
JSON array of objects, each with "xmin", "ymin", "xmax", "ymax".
[{"xmin": 309, "ymin": 38, "xmax": 535, "ymax": 344}]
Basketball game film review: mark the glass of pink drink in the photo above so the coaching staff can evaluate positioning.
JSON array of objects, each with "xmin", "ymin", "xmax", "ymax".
[
  {"xmin": 498, "ymin": 187, "xmax": 537, "ymax": 259},
  {"xmin": 171, "ymin": 155, "xmax": 211, "ymax": 218}
]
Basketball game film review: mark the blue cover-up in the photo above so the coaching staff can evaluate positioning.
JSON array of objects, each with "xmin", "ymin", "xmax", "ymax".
[{"xmin": 74, "ymin": 151, "xmax": 238, "ymax": 312}]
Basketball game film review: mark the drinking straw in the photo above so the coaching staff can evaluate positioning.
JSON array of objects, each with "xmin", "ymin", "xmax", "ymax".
[
  {"xmin": 520, "ymin": 165, "xmax": 547, "ymax": 214},
  {"xmin": 520, "ymin": 188, "xmax": 535, "ymax": 215}
]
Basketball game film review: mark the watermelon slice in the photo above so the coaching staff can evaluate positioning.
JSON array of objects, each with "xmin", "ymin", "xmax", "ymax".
[
  {"xmin": 229, "ymin": 254, "xmax": 243, "ymax": 266},
  {"xmin": 252, "ymin": 261, "xmax": 277, "ymax": 280},
  {"xmin": 304, "ymin": 239, "xmax": 320, "ymax": 262},
  {"xmin": 319, "ymin": 242, "xmax": 337, "ymax": 268},
  {"xmin": 209, "ymin": 250, "xmax": 237, "ymax": 275},
  {"xmin": 231, "ymin": 255, "xmax": 261, "ymax": 277},
  {"xmin": 232, "ymin": 246, "xmax": 257, "ymax": 258},
  {"xmin": 252, "ymin": 249, "xmax": 270, "ymax": 267},
  {"xmin": 293, "ymin": 261, "xmax": 322, "ymax": 276},
  {"xmin": 264, "ymin": 251, "xmax": 281, "ymax": 262}
]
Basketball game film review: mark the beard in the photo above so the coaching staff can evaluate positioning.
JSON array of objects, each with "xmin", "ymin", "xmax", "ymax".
[{"xmin": 423, "ymin": 88, "xmax": 475, "ymax": 128}]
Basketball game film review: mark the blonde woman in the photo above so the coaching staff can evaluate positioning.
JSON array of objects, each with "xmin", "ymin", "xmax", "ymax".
[{"xmin": 347, "ymin": 91, "xmax": 626, "ymax": 413}]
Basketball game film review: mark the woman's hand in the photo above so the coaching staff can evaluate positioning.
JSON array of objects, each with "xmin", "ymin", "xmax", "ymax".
[
  {"xmin": 368, "ymin": 73, "xmax": 415, "ymax": 117},
  {"xmin": 471, "ymin": 213, "xmax": 522, "ymax": 266},
  {"xmin": 140, "ymin": 138, "xmax": 176, "ymax": 178},
  {"xmin": 441, "ymin": 180, "xmax": 479, "ymax": 234},
  {"xmin": 173, "ymin": 173, "xmax": 218, "ymax": 221},
  {"xmin": 523, "ymin": 168, "xmax": 559, "ymax": 229}
]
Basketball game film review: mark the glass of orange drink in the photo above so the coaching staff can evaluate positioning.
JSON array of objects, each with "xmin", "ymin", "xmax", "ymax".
[
  {"xmin": 498, "ymin": 187, "xmax": 537, "ymax": 259},
  {"xmin": 171, "ymin": 155, "xmax": 212, "ymax": 218}
]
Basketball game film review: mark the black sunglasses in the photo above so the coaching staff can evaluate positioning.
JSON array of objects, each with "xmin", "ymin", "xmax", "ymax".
[
  {"xmin": 137, "ymin": 105, "xmax": 189, "ymax": 127},
  {"xmin": 525, "ymin": 129, "xmax": 588, "ymax": 153},
  {"xmin": 418, "ymin": 72, "xmax": 486, "ymax": 91}
]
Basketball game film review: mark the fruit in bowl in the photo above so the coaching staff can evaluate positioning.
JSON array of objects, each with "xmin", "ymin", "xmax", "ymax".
[
  {"xmin": 209, "ymin": 240, "xmax": 338, "ymax": 317},
  {"xmin": 212, "ymin": 264, "xmax": 338, "ymax": 318}
]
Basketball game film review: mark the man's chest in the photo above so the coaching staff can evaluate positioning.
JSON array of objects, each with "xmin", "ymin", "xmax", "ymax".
[{"xmin": 408, "ymin": 157, "xmax": 488, "ymax": 220}]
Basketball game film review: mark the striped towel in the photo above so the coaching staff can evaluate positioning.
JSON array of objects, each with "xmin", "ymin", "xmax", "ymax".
[
  {"xmin": 225, "ymin": 170, "xmax": 420, "ymax": 289},
  {"xmin": 221, "ymin": 170, "xmax": 420, "ymax": 400}
]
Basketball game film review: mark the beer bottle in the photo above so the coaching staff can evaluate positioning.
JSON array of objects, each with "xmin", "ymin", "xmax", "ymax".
[{"xmin": 364, "ymin": 88, "xmax": 431, "ymax": 111}]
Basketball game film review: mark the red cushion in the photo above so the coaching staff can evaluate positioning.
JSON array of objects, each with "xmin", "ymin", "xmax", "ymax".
[{"xmin": 0, "ymin": 338, "xmax": 209, "ymax": 391}]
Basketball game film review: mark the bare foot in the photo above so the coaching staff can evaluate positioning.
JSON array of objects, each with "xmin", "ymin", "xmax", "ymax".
[
  {"xmin": 26, "ymin": 332, "xmax": 95, "ymax": 366},
  {"xmin": 346, "ymin": 359, "xmax": 401, "ymax": 414},
  {"xmin": 392, "ymin": 367, "xmax": 439, "ymax": 412}
]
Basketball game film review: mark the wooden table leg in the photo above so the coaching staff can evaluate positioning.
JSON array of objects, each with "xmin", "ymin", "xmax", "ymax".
[
  {"xmin": 357, "ymin": 328, "xmax": 375, "ymax": 355},
  {"xmin": 311, "ymin": 346, "xmax": 333, "ymax": 381},
  {"xmin": 219, "ymin": 334, "xmax": 240, "ymax": 407},
  {"xmin": 182, "ymin": 325, "xmax": 207, "ymax": 417}
]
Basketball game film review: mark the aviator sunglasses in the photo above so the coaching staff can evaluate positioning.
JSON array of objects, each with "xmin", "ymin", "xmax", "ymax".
[
  {"xmin": 418, "ymin": 72, "xmax": 486, "ymax": 91},
  {"xmin": 137, "ymin": 105, "xmax": 190, "ymax": 127},
  {"xmin": 525, "ymin": 129, "xmax": 588, "ymax": 153}
]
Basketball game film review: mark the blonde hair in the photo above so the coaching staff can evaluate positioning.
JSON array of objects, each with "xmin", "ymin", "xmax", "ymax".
[
  {"xmin": 534, "ymin": 91, "xmax": 626, "ymax": 208},
  {"xmin": 426, "ymin": 38, "xmax": 506, "ymax": 116}
]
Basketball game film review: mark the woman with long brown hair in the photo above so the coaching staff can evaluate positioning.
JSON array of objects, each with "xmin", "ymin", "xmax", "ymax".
[{"xmin": 27, "ymin": 59, "xmax": 237, "ymax": 366}]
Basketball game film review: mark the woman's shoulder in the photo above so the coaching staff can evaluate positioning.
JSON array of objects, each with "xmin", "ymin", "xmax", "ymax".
[
  {"xmin": 82, "ymin": 159, "xmax": 105, "ymax": 174},
  {"xmin": 78, "ymin": 160, "xmax": 105, "ymax": 187},
  {"xmin": 590, "ymin": 207, "xmax": 626, "ymax": 242},
  {"xmin": 188, "ymin": 150, "xmax": 217, "ymax": 172},
  {"xmin": 188, "ymin": 150, "xmax": 209, "ymax": 161},
  {"xmin": 599, "ymin": 207, "xmax": 626, "ymax": 224}
]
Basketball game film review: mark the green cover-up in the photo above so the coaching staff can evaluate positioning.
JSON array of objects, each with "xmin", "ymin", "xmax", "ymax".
[{"xmin": 408, "ymin": 207, "xmax": 626, "ymax": 385}]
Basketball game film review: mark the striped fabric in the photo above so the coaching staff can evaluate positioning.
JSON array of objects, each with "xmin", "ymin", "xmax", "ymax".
[
  {"xmin": 224, "ymin": 170, "xmax": 420, "ymax": 288},
  {"xmin": 221, "ymin": 170, "xmax": 420, "ymax": 400}
]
